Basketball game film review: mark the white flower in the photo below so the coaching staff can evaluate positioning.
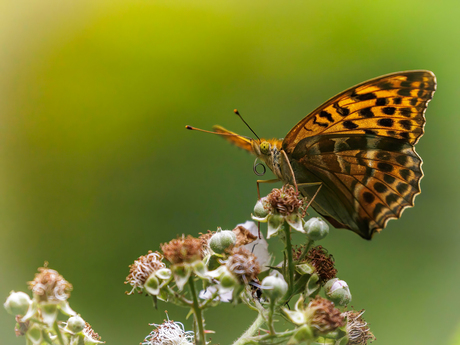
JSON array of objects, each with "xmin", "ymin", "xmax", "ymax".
[{"xmin": 143, "ymin": 320, "xmax": 194, "ymax": 345}]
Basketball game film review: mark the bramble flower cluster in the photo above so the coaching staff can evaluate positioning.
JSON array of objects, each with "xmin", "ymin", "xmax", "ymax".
[
  {"xmin": 4, "ymin": 266, "xmax": 104, "ymax": 344},
  {"xmin": 122, "ymin": 185, "xmax": 374, "ymax": 345},
  {"xmin": 5, "ymin": 185, "xmax": 375, "ymax": 345}
]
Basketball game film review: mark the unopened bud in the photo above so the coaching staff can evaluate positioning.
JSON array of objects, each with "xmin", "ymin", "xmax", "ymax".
[
  {"xmin": 4, "ymin": 291, "xmax": 31, "ymax": 316},
  {"xmin": 324, "ymin": 278, "xmax": 352, "ymax": 306},
  {"xmin": 304, "ymin": 217, "xmax": 329, "ymax": 241},
  {"xmin": 209, "ymin": 229, "xmax": 236, "ymax": 254},
  {"xmin": 261, "ymin": 274, "xmax": 288, "ymax": 301},
  {"xmin": 253, "ymin": 197, "xmax": 271, "ymax": 219},
  {"xmin": 67, "ymin": 315, "xmax": 85, "ymax": 333}
]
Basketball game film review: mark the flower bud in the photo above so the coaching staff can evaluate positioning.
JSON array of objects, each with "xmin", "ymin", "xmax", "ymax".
[
  {"xmin": 304, "ymin": 217, "xmax": 329, "ymax": 241},
  {"xmin": 66, "ymin": 315, "xmax": 85, "ymax": 333},
  {"xmin": 253, "ymin": 197, "xmax": 271, "ymax": 219},
  {"xmin": 261, "ymin": 274, "xmax": 288, "ymax": 301},
  {"xmin": 324, "ymin": 278, "xmax": 352, "ymax": 306},
  {"xmin": 209, "ymin": 229, "xmax": 236, "ymax": 254},
  {"xmin": 220, "ymin": 270, "xmax": 239, "ymax": 289},
  {"xmin": 4, "ymin": 291, "xmax": 31, "ymax": 316}
]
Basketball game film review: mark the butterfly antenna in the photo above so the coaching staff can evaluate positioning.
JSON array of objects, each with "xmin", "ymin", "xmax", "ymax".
[
  {"xmin": 185, "ymin": 125, "xmax": 251, "ymax": 139},
  {"xmin": 234, "ymin": 109, "xmax": 260, "ymax": 140}
]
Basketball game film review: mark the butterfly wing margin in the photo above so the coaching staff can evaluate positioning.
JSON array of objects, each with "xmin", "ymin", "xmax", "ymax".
[{"xmin": 283, "ymin": 70, "xmax": 436, "ymax": 153}]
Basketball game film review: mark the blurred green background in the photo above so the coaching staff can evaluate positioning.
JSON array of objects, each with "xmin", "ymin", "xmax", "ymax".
[{"xmin": 1, "ymin": 1, "xmax": 459, "ymax": 344}]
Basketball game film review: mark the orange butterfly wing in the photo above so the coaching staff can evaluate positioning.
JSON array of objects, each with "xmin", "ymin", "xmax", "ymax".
[{"xmin": 282, "ymin": 71, "xmax": 436, "ymax": 239}]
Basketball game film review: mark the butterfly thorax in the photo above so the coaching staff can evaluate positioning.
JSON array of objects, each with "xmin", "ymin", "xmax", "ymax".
[{"xmin": 252, "ymin": 138, "xmax": 285, "ymax": 180}]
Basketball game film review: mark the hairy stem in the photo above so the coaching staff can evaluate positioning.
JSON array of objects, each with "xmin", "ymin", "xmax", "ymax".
[
  {"xmin": 232, "ymin": 313, "xmax": 266, "ymax": 345},
  {"xmin": 283, "ymin": 223, "xmax": 295, "ymax": 293},
  {"xmin": 188, "ymin": 277, "xmax": 206, "ymax": 345},
  {"xmin": 267, "ymin": 299, "xmax": 276, "ymax": 335}
]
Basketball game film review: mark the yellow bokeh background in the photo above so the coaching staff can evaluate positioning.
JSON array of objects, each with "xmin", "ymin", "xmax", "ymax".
[{"xmin": 1, "ymin": 1, "xmax": 459, "ymax": 344}]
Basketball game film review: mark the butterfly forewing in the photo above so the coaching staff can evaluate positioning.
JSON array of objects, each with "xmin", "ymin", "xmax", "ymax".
[
  {"xmin": 283, "ymin": 70, "xmax": 435, "ymax": 239},
  {"xmin": 283, "ymin": 71, "xmax": 436, "ymax": 153}
]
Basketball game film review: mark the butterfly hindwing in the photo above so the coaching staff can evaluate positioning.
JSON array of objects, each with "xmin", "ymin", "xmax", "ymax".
[{"xmin": 290, "ymin": 134, "xmax": 423, "ymax": 239}]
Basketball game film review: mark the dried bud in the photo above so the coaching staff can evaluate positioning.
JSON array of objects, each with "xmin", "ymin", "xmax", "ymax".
[
  {"xmin": 343, "ymin": 310, "xmax": 375, "ymax": 344},
  {"xmin": 209, "ymin": 228, "xmax": 236, "ymax": 254},
  {"xmin": 267, "ymin": 185, "xmax": 304, "ymax": 216},
  {"xmin": 306, "ymin": 246, "xmax": 337, "ymax": 284},
  {"xmin": 28, "ymin": 267, "xmax": 72, "ymax": 302},
  {"xmin": 125, "ymin": 251, "xmax": 170, "ymax": 296},
  {"xmin": 304, "ymin": 217, "xmax": 329, "ymax": 241},
  {"xmin": 4, "ymin": 291, "xmax": 31, "ymax": 316},
  {"xmin": 261, "ymin": 273, "xmax": 288, "ymax": 302},
  {"xmin": 161, "ymin": 235, "xmax": 203, "ymax": 264},
  {"xmin": 308, "ymin": 296, "xmax": 344, "ymax": 335},
  {"xmin": 226, "ymin": 247, "xmax": 260, "ymax": 284},
  {"xmin": 324, "ymin": 278, "xmax": 352, "ymax": 306},
  {"xmin": 252, "ymin": 186, "xmax": 307, "ymax": 238}
]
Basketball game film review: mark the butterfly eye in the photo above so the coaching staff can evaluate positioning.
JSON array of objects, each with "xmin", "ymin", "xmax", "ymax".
[{"xmin": 260, "ymin": 141, "xmax": 270, "ymax": 155}]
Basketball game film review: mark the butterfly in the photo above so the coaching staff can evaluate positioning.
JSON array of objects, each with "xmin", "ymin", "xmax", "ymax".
[{"xmin": 212, "ymin": 71, "xmax": 436, "ymax": 240}]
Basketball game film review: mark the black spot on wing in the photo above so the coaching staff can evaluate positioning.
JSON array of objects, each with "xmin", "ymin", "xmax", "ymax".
[
  {"xmin": 343, "ymin": 120, "xmax": 359, "ymax": 129},
  {"xmin": 353, "ymin": 92, "xmax": 377, "ymax": 101},
  {"xmin": 313, "ymin": 116, "xmax": 328, "ymax": 128},
  {"xmin": 398, "ymin": 89, "xmax": 412, "ymax": 97},
  {"xmin": 360, "ymin": 108, "xmax": 374, "ymax": 118},
  {"xmin": 385, "ymin": 193, "xmax": 399, "ymax": 205},
  {"xmin": 378, "ymin": 162, "xmax": 393, "ymax": 173},
  {"xmin": 400, "ymin": 108, "xmax": 412, "ymax": 117},
  {"xmin": 399, "ymin": 132, "xmax": 410, "ymax": 140},
  {"xmin": 396, "ymin": 183, "xmax": 409, "ymax": 194},
  {"xmin": 379, "ymin": 118, "xmax": 394, "ymax": 127},
  {"xmin": 376, "ymin": 151, "xmax": 391, "ymax": 160},
  {"xmin": 374, "ymin": 182, "xmax": 388, "ymax": 193},
  {"xmin": 376, "ymin": 98, "xmax": 388, "ymax": 106},
  {"xmin": 334, "ymin": 103, "xmax": 350, "ymax": 116},
  {"xmin": 395, "ymin": 155, "xmax": 408, "ymax": 166},
  {"xmin": 382, "ymin": 107, "xmax": 396, "ymax": 115},
  {"xmin": 399, "ymin": 169, "xmax": 411, "ymax": 181},
  {"xmin": 399, "ymin": 120, "xmax": 412, "ymax": 130},
  {"xmin": 364, "ymin": 129, "xmax": 377, "ymax": 135},
  {"xmin": 319, "ymin": 110, "xmax": 334, "ymax": 122},
  {"xmin": 363, "ymin": 192, "xmax": 375, "ymax": 204},
  {"xmin": 383, "ymin": 174, "xmax": 395, "ymax": 184}
]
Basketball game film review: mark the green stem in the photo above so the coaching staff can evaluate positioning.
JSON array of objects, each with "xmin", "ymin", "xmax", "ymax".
[
  {"xmin": 188, "ymin": 277, "xmax": 206, "ymax": 345},
  {"xmin": 297, "ymin": 239, "xmax": 314, "ymax": 263},
  {"xmin": 283, "ymin": 223, "xmax": 295, "ymax": 293},
  {"xmin": 267, "ymin": 300, "xmax": 276, "ymax": 335},
  {"xmin": 52, "ymin": 321, "xmax": 65, "ymax": 345},
  {"xmin": 232, "ymin": 313, "xmax": 266, "ymax": 345}
]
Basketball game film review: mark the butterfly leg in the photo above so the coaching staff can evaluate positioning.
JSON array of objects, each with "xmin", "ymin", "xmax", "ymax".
[
  {"xmin": 297, "ymin": 182, "xmax": 322, "ymax": 216},
  {"xmin": 256, "ymin": 179, "xmax": 280, "ymax": 199},
  {"xmin": 281, "ymin": 150, "xmax": 298, "ymax": 193}
]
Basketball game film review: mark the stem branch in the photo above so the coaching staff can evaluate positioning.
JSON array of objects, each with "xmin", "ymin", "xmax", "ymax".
[{"xmin": 188, "ymin": 277, "xmax": 206, "ymax": 345}]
